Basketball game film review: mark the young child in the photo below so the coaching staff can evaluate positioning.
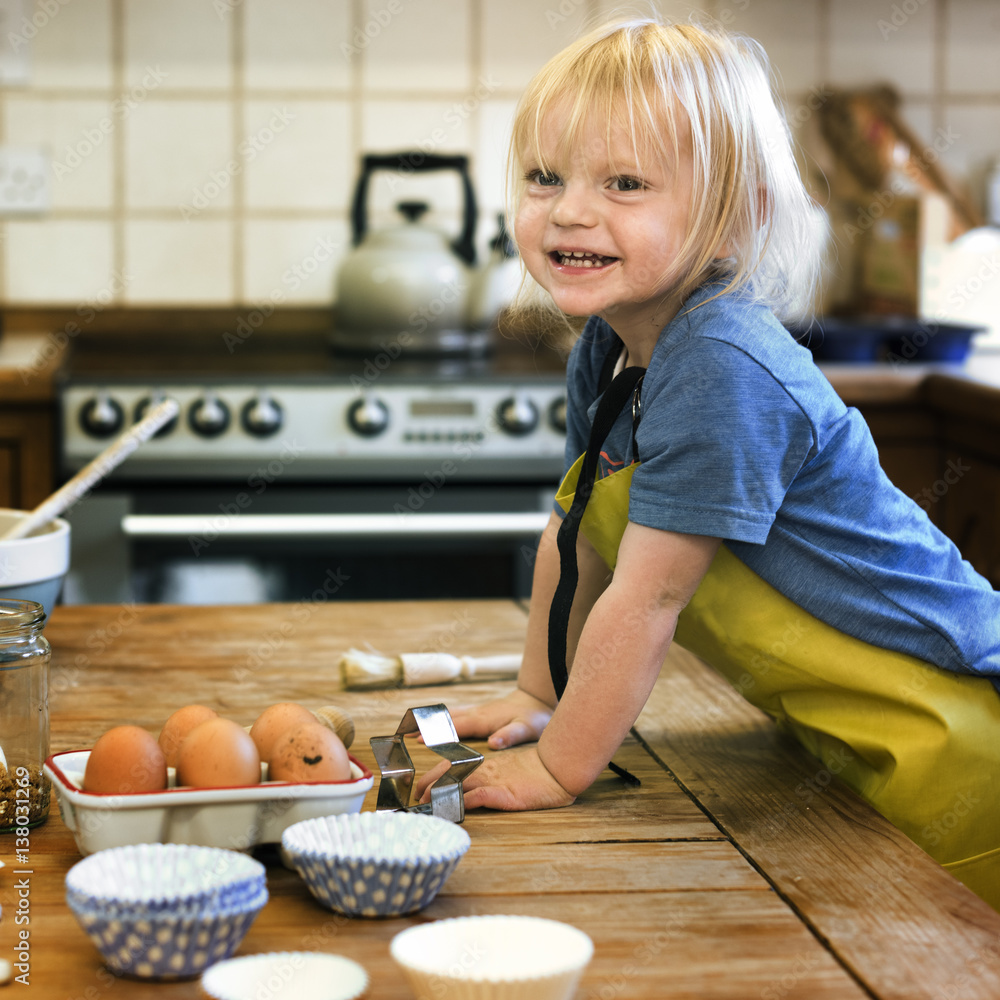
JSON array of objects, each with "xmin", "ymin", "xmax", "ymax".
[{"xmin": 416, "ymin": 17, "xmax": 1000, "ymax": 909}]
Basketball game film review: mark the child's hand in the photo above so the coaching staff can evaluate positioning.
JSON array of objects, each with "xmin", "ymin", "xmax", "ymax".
[
  {"xmin": 447, "ymin": 688, "xmax": 554, "ymax": 750},
  {"xmin": 415, "ymin": 744, "xmax": 575, "ymax": 812}
]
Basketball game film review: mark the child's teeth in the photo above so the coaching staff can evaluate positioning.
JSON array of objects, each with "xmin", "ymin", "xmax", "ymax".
[{"xmin": 559, "ymin": 251, "xmax": 607, "ymax": 268}]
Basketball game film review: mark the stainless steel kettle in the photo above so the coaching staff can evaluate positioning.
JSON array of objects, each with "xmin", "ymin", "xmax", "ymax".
[{"xmin": 332, "ymin": 152, "xmax": 485, "ymax": 356}]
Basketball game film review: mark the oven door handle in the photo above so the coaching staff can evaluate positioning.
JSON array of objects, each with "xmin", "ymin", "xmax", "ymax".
[{"xmin": 120, "ymin": 512, "xmax": 551, "ymax": 539}]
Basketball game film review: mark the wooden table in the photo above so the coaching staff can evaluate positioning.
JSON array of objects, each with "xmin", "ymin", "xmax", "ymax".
[{"xmin": 5, "ymin": 600, "xmax": 1000, "ymax": 999}]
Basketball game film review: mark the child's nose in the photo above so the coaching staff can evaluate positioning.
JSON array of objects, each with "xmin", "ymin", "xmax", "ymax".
[{"xmin": 550, "ymin": 183, "xmax": 597, "ymax": 228}]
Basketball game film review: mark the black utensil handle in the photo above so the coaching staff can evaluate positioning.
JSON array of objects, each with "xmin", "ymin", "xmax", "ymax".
[{"xmin": 350, "ymin": 151, "xmax": 479, "ymax": 265}]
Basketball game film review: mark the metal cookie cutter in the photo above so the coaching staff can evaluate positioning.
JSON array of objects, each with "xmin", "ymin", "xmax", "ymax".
[{"xmin": 369, "ymin": 704, "xmax": 484, "ymax": 823}]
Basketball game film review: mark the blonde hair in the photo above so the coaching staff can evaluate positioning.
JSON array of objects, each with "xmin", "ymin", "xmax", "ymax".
[{"xmin": 506, "ymin": 17, "xmax": 824, "ymax": 323}]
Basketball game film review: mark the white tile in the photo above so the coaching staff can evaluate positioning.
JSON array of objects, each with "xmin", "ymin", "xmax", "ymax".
[
  {"xmin": 360, "ymin": 100, "xmax": 475, "ymax": 226},
  {"xmin": 360, "ymin": 0, "xmax": 470, "ymax": 92},
  {"xmin": 828, "ymin": 0, "xmax": 935, "ymax": 94},
  {"xmin": 242, "ymin": 100, "xmax": 351, "ymax": 210},
  {"xmin": 123, "ymin": 0, "xmax": 232, "ymax": 91},
  {"xmin": 723, "ymin": 0, "xmax": 823, "ymax": 97},
  {"xmin": 939, "ymin": 105, "xmax": 1000, "ymax": 221},
  {"xmin": 595, "ymin": 1, "xmax": 707, "ymax": 23},
  {"xmin": 124, "ymin": 220, "xmax": 234, "ymax": 304},
  {"xmin": 243, "ymin": 0, "xmax": 351, "ymax": 91},
  {"xmin": 475, "ymin": 96, "xmax": 516, "ymax": 251},
  {"xmin": 125, "ymin": 100, "xmax": 233, "ymax": 212},
  {"xmin": 22, "ymin": 0, "xmax": 113, "ymax": 89},
  {"xmin": 3, "ymin": 97, "xmax": 115, "ymax": 209},
  {"xmin": 4, "ymin": 220, "xmax": 116, "ymax": 304},
  {"xmin": 945, "ymin": 0, "xmax": 1000, "ymax": 94},
  {"xmin": 482, "ymin": 0, "xmax": 591, "ymax": 91},
  {"xmin": 243, "ymin": 218, "xmax": 350, "ymax": 305}
]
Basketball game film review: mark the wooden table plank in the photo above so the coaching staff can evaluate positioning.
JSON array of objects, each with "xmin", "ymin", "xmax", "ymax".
[{"xmin": 634, "ymin": 643, "xmax": 1000, "ymax": 1000}]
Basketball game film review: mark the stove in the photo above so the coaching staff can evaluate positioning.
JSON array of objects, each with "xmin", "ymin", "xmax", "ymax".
[
  {"xmin": 56, "ymin": 329, "xmax": 570, "ymax": 605},
  {"xmin": 59, "ymin": 330, "xmax": 568, "ymax": 481}
]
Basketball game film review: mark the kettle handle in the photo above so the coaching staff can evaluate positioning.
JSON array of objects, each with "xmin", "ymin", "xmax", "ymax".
[{"xmin": 350, "ymin": 152, "xmax": 479, "ymax": 266}]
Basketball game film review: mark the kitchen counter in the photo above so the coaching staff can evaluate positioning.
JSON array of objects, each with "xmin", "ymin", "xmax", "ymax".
[
  {"xmin": 0, "ymin": 331, "xmax": 64, "ymax": 402},
  {"xmin": 6, "ymin": 599, "xmax": 1000, "ymax": 999}
]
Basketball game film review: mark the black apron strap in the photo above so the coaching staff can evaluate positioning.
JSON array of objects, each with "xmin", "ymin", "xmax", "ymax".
[{"xmin": 548, "ymin": 361, "xmax": 645, "ymax": 787}]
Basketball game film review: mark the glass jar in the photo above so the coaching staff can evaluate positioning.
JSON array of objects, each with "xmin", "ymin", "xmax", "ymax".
[{"xmin": 0, "ymin": 599, "xmax": 51, "ymax": 831}]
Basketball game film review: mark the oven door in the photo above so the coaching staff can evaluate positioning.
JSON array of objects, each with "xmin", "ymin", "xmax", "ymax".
[{"xmin": 61, "ymin": 481, "xmax": 553, "ymax": 605}]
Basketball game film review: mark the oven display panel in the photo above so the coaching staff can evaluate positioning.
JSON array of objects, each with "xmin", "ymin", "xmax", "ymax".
[{"xmin": 410, "ymin": 399, "xmax": 477, "ymax": 418}]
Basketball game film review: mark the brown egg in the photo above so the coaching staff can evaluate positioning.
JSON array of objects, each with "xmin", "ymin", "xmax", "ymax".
[
  {"xmin": 158, "ymin": 704, "xmax": 219, "ymax": 769},
  {"xmin": 249, "ymin": 702, "xmax": 316, "ymax": 762},
  {"xmin": 268, "ymin": 721, "xmax": 352, "ymax": 783},
  {"xmin": 84, "ymin": 725, "xmax": 168, "ymax": 794},
  {"xmin": 176, "ymin": 717, "xmax": 261, "ymax": 788}
]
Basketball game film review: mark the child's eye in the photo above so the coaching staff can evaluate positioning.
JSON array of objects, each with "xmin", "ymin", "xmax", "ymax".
[
  {"xmin": 527, "ymin": 170, "xmax": 561, "ymax": 187},
  {"xmin": 611, "ymin": 176, "xmax": 645, "ymax": 191}
]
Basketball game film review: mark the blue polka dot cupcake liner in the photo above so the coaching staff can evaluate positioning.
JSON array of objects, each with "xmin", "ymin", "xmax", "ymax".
[
  {"xmin": 68, "ymin": 887, "xmax": 268, "ymax": 980},
  {"xmin": 282, "ymin": 811, "xmax": 471, "ymax": 918}
]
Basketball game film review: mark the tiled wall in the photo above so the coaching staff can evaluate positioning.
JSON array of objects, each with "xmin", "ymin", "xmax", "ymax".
[{"xmin": 0, "ymin": 0, "xmax": 998, "ymax": 309}]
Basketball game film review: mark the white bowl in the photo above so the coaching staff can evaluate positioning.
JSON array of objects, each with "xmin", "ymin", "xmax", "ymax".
[
  {"xmin": 0, "ymin": 508, "xmax": 70, "ymax": 618},
  {"xmin": 282, "ymin": 811, "xmax": 470, "ymax": 917},
  {"xmin": 391, "ymin": 915, "xmax": 594, "ymax": 1000},
  {"xmin": 200, "ymin": 951, "xmax": 368, "ymax": 1000}
]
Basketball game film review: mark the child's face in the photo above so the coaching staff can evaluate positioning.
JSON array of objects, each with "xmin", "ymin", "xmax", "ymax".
[{"xmin": 515, "ymin": 102, "xmax": 695, "ymax": 344}]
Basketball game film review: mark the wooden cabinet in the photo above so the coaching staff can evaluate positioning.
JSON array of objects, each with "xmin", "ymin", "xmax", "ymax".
[
  {"xmin": 847, "ymin": 373, "xmax": 1000, "ymax": 586},
  {"xmin": 0, "ymin": 404, "xmax": 56, "ymax": 509},
  {"xmin": 941, "ymin": 451, "xmax": 1000, "ymax": 586}
]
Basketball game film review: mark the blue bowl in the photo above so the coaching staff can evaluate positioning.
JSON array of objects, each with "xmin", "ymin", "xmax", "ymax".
[
  {"xmin": 790, "ymin": 319, "xmax": 887, "ymax": 362},
  {"xmin": 884, "ymin": 320, "xmax": 983, "ymax": 362}
]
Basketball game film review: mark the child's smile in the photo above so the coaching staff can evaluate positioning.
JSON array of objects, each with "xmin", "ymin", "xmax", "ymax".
[{"xmin": 515, "ymin": 104, "xmax": 696, "ymax": 359}]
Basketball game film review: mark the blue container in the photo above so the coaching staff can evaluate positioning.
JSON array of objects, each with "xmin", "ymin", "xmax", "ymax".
[
  {"xmin": 789, "ymin": 319, "xmax": 887, "ymax": 362},
  {"xmin": 788, "ymin": 318, "xmax": 984, "ymax": 364},
  {"xmin": 884, "ymin": 320, "xmax": 983, "ymax": 362}
]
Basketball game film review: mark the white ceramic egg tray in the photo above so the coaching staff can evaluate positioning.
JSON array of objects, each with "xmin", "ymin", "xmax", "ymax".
[{"xmin": 43, "ymin": 750, "xmax": 374, "ymax": 856}]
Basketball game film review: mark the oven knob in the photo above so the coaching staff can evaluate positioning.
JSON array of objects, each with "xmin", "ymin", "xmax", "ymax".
[
  {"xmin": 79, "ymin": 394, "xmax": 124, "ymax": 438},
  {"xmin": 241, "ymin": 395, "xmax": 283, "ymax": 437},
  {"xmin": 134, "ymin": 395, "xmax": 179, "ymax": 437},
  {"xmin": 188, "ymin": 395, "xmax": 231, "ymax": 437},
  {"xmin": 496, "ymin": 394, "xmax": 538, "ymax": 436},
  {"xmin": 548, "ymin": 395, "xmax": 567, "ymax": 433},
  {"xmin": 347, "ymin": 396, "xmax": 389, "ymax": 437}
]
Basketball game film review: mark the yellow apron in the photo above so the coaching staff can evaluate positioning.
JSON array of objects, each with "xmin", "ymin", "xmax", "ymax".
[{"xmin": 556, "ymin": 453, "xmax": 1000, "ymax": 910}]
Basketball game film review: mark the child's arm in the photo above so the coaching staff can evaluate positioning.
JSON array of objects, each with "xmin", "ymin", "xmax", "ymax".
[
  {"xmin": 535, "ymin": 523, "xmax": 719, "ymax": 797},
  {"xmin": 444, "ymin": 509, "xmax": 613, "ymax": 749},
  {"xmin": 419, "ymin": 521, "xmax": 719, "ymax": 811}
]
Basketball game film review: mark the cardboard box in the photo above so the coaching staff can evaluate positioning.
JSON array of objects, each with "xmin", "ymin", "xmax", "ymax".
[{"xmin": 851, "ymin": 191, "xmax": 950, "ymax": 316}]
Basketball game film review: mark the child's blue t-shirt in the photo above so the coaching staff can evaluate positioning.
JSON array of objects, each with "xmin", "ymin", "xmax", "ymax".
[{"xmin": 562, "ymin": 283, "xmax": 1000, "ymax": 684}]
